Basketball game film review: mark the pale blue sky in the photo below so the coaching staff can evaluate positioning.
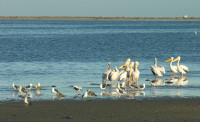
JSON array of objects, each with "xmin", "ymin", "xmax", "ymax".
[{"xmin": 0, "ymin": 0, "xmax": 199, "ymax": 17}]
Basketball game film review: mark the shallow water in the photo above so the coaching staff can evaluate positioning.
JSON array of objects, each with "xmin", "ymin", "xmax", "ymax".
[{"xmin": 0, "ymin": 20, "xmax": 200, "ymax": 103}]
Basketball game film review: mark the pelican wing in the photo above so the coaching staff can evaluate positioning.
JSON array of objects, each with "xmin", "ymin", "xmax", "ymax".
[
  {"xmin": 109, "ymin": 71, "xmax": 119, "ymax": 81},
  {"xmin": 118, "ymin": 71, "xmax": 127, "ymax": 81},
  {"xmin": 151, "ymin": 65, "xmax": 162, "ymax": 76},
  {"xmin": 180, "ymin": 65, "xmax": 189, "ymax": 73},
  {"xmin": 158, "ymin": 65, "xmax": 165, "ymax": 74}
]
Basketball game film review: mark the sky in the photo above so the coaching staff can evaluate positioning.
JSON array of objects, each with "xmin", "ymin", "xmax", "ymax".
[{"xmin": 0, "ymin": 0, "xmax": 200, "ymax": 17}]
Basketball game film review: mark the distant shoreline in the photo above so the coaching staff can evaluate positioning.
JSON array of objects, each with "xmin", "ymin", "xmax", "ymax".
[{"xmin": 1, "ymin": 16, "xmax": 200, "ymax": 21}]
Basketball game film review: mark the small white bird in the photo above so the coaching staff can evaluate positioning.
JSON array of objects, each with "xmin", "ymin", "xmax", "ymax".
[
  {"xmin": 73, "ymin": 86, "xmax": 82, "ymax": 91},
  {"xmin": 12, "ymin": 83, "xmax": 19, "ymax": 90},
  {"xmin": 18, "ymin": 85, "xmax": 27, "ymax": 93},
  {"xmin": 33, "ymin": 84, "xmax": 43, "ymax": 90},
  {"xmin": 82, "ymin": 92, "xmax": 88, "ymax": 98},
  {"xmin": 135, "ymin": 83, "xmax": 146, "ymax": 90},
  {"xmin": 25, "ymin": 84, "xmax": 33, "ymax": 91},
  {"xmin": 24, "ymin": 97, "xmax": 31, "ymax": 105},
  {"xmin": 100, "ymin": 84, "xmax": 106, "ymax": 90},
  {"xmin": 52, "ymin": 87, "xmax": 59, "ymax": 93}
]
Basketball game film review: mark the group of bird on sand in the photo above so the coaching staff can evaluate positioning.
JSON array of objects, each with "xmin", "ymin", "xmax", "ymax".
[
  {"xmin": 12, "ymin": 82, "xmax": 97, "ymax": 105},
  {"xmin": 101, "ymin": 56, "xmax": 189, "ymax": 94},
  {"xmin": 12, "ymin": 56, "xmax": 189, "ymax": 105},
  {"xmin": 12, "ymin": 82, "xmax": 42, "ymax": 105}
]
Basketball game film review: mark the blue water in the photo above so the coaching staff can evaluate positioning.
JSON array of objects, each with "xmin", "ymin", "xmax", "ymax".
[{"xmin": 0, "ymin": 20, "xmax": 200, "ymax": 103}]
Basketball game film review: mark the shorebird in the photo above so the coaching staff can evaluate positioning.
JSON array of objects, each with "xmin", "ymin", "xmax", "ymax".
[
  {"xmin": 73, "ymin": 86, "xmax": 82, "ymax": 92},
  {"xmin": 87, "ymin": 89, "xmax": 97, "ymax": 96},
  {"xmin": 82, "ymin": 92, "xmax": 88, "ymax": 98},
  {"xmin": 24, "ymin": 97, "xmax": 31, "ymax": 105},
  {"xmin": 133, "ymin": 83, "xmax": 146, "ymax": 90},
  {"xmin": 57, "ymin": 91, "xmax": 64, "ymax": 98},
  {"xmin": 100, "ymin": 83, "xmax": 106, "ymax": 90},
  {"xmin": 33, "ymin": 84, "xmax": 43, "ymax": 90},
  {"xmin": 18, "ymin": 85, "xmax": 27, "ymax": 93},
  {"xmin": 25, "ymin": 84, "xmax": 33, "ymax": 91},
  {"xmin": 52, "ymin": 87, "xmax": 59, "ymax": 93},
  {"xmin": 12, "ymin": 83, "xmax": 19, "ymax": 90}
]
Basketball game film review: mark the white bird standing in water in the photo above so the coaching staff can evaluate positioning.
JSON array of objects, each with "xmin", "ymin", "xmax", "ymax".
[
  {"xmin": 151, "ymin": 58, "xmax": 165, "ymax": 78},
  {"xmin": 131, "ymin": 61, "xmax": 140, "ymax": 83},
  {"xmin": 165, "ymin": 57, "xmax": 178, "ymax": 76},
  {"xmin": 172, "ymin": 56, "xmax": 189, "ymax": 77},
  {"xmin": 102, "ymin": 62, "xmax": 111, "ymax": 84},
  {"xmin": 127, "ymin": 62, "xmax": 134, "ymax": 85},
  {"xmin": 118, "ymin": 66, "xmax": 129, "ymax": 85},
  {"xmin": 12, "ymin": 83, "xmax": 19, "ymax": 90},
  {"xmin": 82, "ymin": 92, "xmax": 88, "ymax": 98},
  {"xmin": 24, "ymin": 96, "xmax": 31, "ymax": 105},
  {"xmin": 108, "ymin": 67, "xmax": 119, "ymax": 85}
]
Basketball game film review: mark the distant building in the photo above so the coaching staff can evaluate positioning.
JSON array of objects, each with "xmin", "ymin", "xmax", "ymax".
[{"xmin": 183, "ymin": 15, "xmax": 188, "ymax": 19}]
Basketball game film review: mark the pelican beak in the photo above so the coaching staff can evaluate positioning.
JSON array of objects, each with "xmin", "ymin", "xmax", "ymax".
[
  {"xmin": 118, "ymin": 65, "xmax": 125, "ymax": 69},
  {"xmin": 165, "ymin": 58, "xmax": 172, "ymax": 62},
  {"xmin": 172, "ymin": 58, "xmax": 179, "ymax": 62}
]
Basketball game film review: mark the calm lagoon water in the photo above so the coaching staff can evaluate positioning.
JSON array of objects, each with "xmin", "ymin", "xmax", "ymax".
[{"xmin": 0, "ymin": 20, "xmax": 200, "ymax": 103}]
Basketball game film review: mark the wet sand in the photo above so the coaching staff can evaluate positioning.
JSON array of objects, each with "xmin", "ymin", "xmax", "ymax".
[{"xmin": 0, "ymin": 98, "xmax": 200, "ymax": 122}]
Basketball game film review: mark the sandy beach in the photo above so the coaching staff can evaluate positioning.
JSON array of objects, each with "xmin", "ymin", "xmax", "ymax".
[{"xmin": 0, "ymin": 98, "xmax": 200, "ymax": 122}]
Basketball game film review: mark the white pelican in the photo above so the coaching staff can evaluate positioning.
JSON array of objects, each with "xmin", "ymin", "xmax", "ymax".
[
  {"xmin": 165, "ymin": 57, "xmax": 178, "ymax": 76},
  {"xmin": 118, "ymin": 58, "xmax": 131, "ymax": 69},
  {"xmin": 118, "ymin": 66, "xmax": 129, "ymax": 84},
  {"xmin": 102, "ymin": 62, "xmax": 111, "ymax": 84},
  {"xmin": 131, "ymin": 61, "xmax": 140, "ymax": 83},
  {"xmin": 108, "ymin": 67, "xmax": 119, "ymax": 85},
  {"xmin": 127, "ymin": 62, "xmax": 134, "ymax": 84},
  {"xmin": 172, "ymin": 56, "xmax": 189, "ymax": 77},
  {"xmin": 151, "ymin": 58, "xmax": 165, "ymax": 77}
]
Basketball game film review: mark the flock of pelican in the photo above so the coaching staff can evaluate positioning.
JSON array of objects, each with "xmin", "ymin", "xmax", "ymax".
[
  {"xmin": 102, "ymin": 56, "xmax": 189, "ymax": 92},
  {"xmin": 11, "ymin": 56, "xmax": 189, "ymax": 105}
]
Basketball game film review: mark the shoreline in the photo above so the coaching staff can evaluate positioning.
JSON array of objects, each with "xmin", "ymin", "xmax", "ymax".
[
  {"xmin": 0, "ymin": 98, "xmax": 200, "ymax": 121},
  {"xmin": 1, "ymin": 16, "xmax": 200, "ymax": 21}
]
